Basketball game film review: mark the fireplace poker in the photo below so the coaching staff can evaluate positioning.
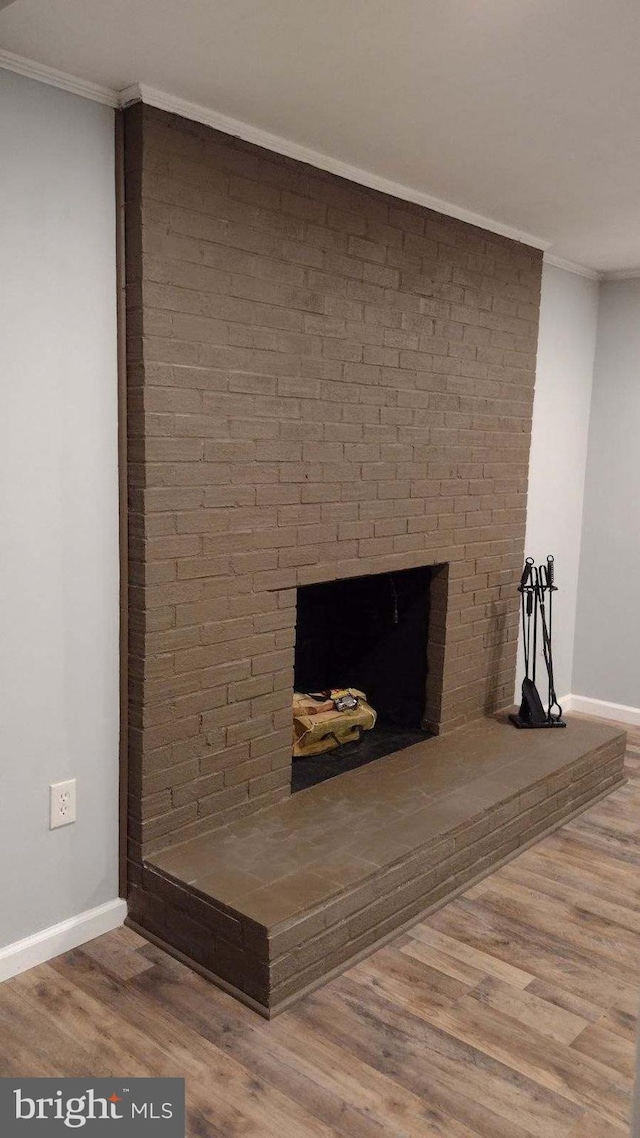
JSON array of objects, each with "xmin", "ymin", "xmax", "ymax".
[{"xmin": 537, "ymin": 556, "xmax": 563, "ymax": 723}]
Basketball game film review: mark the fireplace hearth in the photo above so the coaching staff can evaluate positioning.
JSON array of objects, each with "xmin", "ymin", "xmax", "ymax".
[
  {"xmin": 137, "ymin": 716, "xmax": 626, "ymax": 1017},
  {"xmin": 291, "ymin": 722, "xmax": 430, "ymax": 791}
]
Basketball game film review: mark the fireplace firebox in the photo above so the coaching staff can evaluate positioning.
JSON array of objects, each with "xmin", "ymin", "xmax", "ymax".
[{"xmin": 292, "ymin": 566, "xmax": 439, "ymax": 791}]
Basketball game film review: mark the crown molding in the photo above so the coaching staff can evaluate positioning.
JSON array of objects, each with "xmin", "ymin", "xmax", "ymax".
[
  {"xmin": 3, "ymin": 58, "xmax": 638, "ymax": 277},
  {"xmin": 543, "ymin": 254, "xmax": 640, "ymax": 282},
  {"xmin": 542, "ymin": 253, "xmax": 600, "ymax": 280},
  {"xmin": 120, "ymin": 82, "xmax": 550, "ymax": 251},
  {"xmin": 0, "ymin": 48, "xmax": 119, "ymax": 106},
  {"xmin": 600, "ymin": 267, "xmax": 640, "ymax": 281}
]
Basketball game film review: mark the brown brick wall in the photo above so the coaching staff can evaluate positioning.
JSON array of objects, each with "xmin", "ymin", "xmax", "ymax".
[{"xmin": 124, "ymin": 102, "xmax": 543, "ymax": 867}]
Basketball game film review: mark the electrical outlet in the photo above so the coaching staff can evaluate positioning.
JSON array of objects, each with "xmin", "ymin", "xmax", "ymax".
[{"xmin": 50, "ymin": 779, "xmax": 77, "ymax": 829}]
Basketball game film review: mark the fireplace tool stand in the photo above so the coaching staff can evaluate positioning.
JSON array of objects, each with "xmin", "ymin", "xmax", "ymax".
[{"xmin": 510, "ymin": 554, "xmax": 566, "ymax": 729}]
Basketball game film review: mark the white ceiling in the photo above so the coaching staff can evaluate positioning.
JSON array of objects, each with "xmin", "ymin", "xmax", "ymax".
[{"xmin": 1, "ymin": 0, "xmax": 640, "ymax": 274}]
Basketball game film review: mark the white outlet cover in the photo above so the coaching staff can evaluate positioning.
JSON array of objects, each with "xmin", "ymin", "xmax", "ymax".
[{"xmin": 50, "ymin": 779, "xmax": 77, "ymax": 829}]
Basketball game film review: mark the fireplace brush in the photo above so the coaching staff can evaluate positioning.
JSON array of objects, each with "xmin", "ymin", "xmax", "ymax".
[{"xmin": 510, "ymin": 554, "xmax": 566, "ymax": 729}]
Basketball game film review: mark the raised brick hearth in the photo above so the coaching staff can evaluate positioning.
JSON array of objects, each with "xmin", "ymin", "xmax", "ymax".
[{"xmin": 128, "ymin": 716, "xmax": 626, "ymax": 1016}]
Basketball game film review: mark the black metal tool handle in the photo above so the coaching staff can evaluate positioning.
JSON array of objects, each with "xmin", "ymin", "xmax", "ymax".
[
  {"xmin": 547, "ymin": 555, "xmax": 555, "ymax": 588},
  {"xmin": 520, "ymin": 557, "xmax": 534, "ymax": 589}
]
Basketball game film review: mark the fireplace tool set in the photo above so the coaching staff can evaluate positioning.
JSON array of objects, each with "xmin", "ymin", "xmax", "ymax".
[{"xmin": 510, "ymin": 554, "xmax": 566, "ymax": 729}]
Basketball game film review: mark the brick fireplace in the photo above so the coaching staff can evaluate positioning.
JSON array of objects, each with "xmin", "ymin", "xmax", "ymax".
[
  {"xmin": 123, "ymin": 104, "xmax": 627, "ymax": 1015},
  {"xmin": 125, "ymin": 101, "xmax": 543, "ymax": 876}
]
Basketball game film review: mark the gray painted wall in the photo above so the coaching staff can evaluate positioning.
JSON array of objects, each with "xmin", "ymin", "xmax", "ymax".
[
  {"xmin": 516, "ymin": 263, "xmax": 599, "ymax": 705},
  {"xmin": 573, "ymin": 278, "xmax": 640, "ymax": 708},
  {"xmin": 0, "ymin": 68, "xmax": 119, "ymax": 947}
]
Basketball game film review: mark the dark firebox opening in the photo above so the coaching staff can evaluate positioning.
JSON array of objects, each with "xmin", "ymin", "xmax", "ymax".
[{"xmin": 292, "ymin": 566, "xmax": 433, "ymax": 791}]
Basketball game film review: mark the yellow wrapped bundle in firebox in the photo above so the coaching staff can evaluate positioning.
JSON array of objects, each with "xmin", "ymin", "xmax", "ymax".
[{"xmin": 292, "ymin": 688, "xmax": 377, "ymax": 758}]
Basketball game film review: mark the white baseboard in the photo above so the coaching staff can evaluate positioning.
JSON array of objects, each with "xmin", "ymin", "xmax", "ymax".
[
  {"xmin": 566, "ymin": 693, "xmax": 640, "ymax": 727},
  {"xmin": 0, "ymin": 898, "xmax": 127, "ymax": 984}
]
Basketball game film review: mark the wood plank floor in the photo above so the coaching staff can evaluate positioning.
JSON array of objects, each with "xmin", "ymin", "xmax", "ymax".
[{"xmin": 1, "ymin": 718, "xmax": 638, "ymax": 1138}]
